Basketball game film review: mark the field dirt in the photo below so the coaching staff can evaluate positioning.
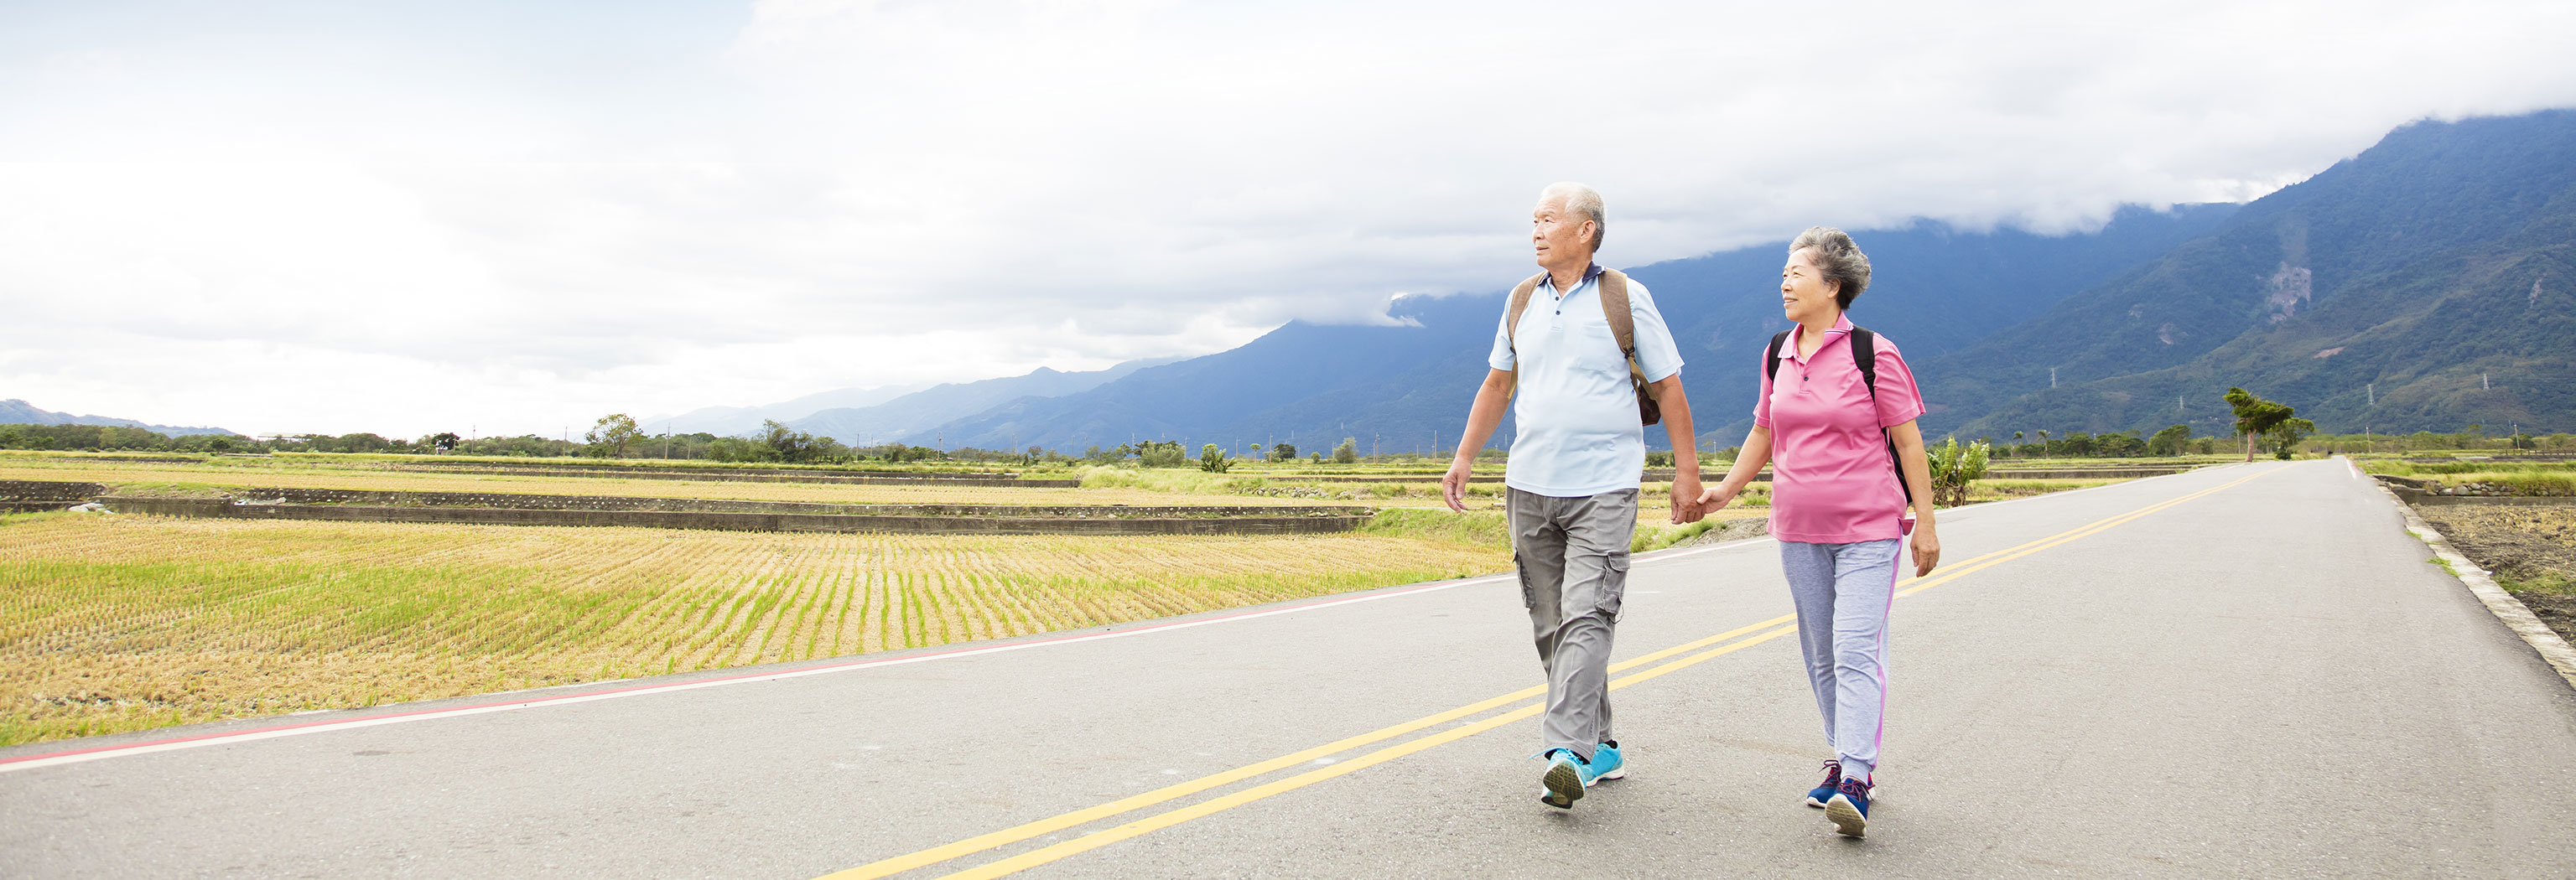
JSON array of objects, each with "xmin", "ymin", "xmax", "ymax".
[{"xmin": 2416, "ymin": 506, "xmax": 2576, "ymax": 643}]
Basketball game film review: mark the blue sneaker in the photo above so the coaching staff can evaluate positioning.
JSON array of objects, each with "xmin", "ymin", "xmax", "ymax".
[
  {"xmin": 1539, "ymin": 749, "xmax": 1585, "ymax": 808},
  {"xmin": 1586, "ymin": 741, "xmax": 1625, "ymax": 783},
  {"xmin": 1805, "ymin": 759, "xmax": 1841, "ymax": 808},
  {"xmin": 1825, "ymin": 777, "xmax": 1872, "ymax": 837}
]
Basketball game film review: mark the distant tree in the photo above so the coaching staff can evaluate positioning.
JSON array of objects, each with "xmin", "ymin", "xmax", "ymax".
[
  {"xmin": 1309, "ymin": 452, "xmax": 1323, "ymax": 463},
  {"xmin": 207, "ymin": 436, "xmax": 235, "ymax": 453},
  {"xmin": 1137, "ymin": 440, "xmax": 1187, "ymax": 468},
  {"xmin": 2035, "ymin": 429, "xmax": 2049, "ymax": 458},
  {"xmin": 2093, "ymin": 432, "xmax": 2146, "ymax": 458},
  {"xmin": 2146, "ymin": 424, "xmax": 2192, "ymax": 457},
  {"xmin": 2224, "ymin": 387, "xmax": 2298, "ymax": 462},
  {"xmin": 1332, "ymin": 437, "xmax": 1358, "ymax": 464},
  {"xmin": 760, "ymin": 420, "xmax": 818, "ymax": 462},
  {"xmin": 2264, "ymin": 417, "xmax": 2317, "ymax": 460},
  {"xmin": 2061, "ymin": 431, "xmax": 2095, "ymax": 458},
  {"xmin": 587, "ymin": 414, "xmax": 644, "ymax": 458},
  {"xmin": 1199, "ymin": 443, "xmax": 1233, "ymax": 473},
  {"xmin": 1267, "ymin": 442, "xmax": 1298, "ymax": 463},
  {"xmin": 428, "ymin": 432, "xmax": 461, "ymax": 453}
]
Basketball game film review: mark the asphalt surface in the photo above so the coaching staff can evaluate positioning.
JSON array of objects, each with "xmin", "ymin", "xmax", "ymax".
[{"xmin": 6, "ymin": 458, "xmax": 2573, "ymax": 879}]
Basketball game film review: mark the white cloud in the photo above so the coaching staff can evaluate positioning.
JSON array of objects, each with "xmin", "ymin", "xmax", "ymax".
[{"xmin": 3, "ymin": 0, "xmax": 2573, "ymax": 437}]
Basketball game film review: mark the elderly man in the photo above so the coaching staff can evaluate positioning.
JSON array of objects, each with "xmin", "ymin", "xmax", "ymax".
[{"xmin": 1442, "ymin": 182, "xmax": 1704, "ymax": 810}]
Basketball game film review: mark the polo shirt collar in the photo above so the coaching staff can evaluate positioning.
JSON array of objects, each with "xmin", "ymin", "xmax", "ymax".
[
  {"xmin": 1541, "ymin": 262, "xmax": 1606, "ymax": 296},
  {"xmin": 1779, "ymin": 313, "xmax": 1857, "ymax": 365}
]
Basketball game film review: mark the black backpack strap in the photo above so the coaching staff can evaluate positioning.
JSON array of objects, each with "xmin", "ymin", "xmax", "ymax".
[
  {"xmin": 1849, "ymin": 328, "xmax": 1912, "ymax": 505},
  {"xmin": 1764, "ymin": 330, "xmax": 1790, "ymax": 382},
  {"xmin": 1851, "ymin": 329, "xmax": 1879, "ymax": 405}
]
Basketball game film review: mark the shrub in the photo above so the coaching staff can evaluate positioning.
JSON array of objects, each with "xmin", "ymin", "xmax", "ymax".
[{"xmin": 1926, "ymin": 437, "xmax": 1991, "ymax": 507}]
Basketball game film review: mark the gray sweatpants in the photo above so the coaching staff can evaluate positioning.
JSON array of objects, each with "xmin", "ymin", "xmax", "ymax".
[
  {"xmin": 1779, "ymin": 538, "xmax": 1901, "ymax": 780},
  {"xmin": 1508, "ymin": 487, "xmax": 1635, "ymax": 762}
]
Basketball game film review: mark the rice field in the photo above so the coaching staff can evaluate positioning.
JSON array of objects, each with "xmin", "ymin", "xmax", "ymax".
[{"xmin": 0, "ymin": 512, "xmax": 1509, "ymax": 748}]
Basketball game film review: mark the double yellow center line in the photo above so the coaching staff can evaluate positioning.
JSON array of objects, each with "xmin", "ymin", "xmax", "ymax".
[{"xmin": 823, "ymin": 467, "xmax": 2272, "ymax": 879}]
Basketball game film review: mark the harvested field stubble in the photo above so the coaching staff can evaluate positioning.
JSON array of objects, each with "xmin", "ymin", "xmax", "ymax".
[
  {"xmin": 2416, "ymin": 506, "xmax": 2576, "ymax": 643},
  {"xmin": 0, "ymin": 512, "xmax": 1508, "ymax": 747}
]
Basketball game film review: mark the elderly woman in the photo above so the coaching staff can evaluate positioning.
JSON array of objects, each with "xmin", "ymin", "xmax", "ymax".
[{"xmin": 1698, "ymin": 226, "xmax": 1939, "ymax": 839}]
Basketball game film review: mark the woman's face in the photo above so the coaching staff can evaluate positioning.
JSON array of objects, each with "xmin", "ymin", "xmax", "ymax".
[{"xmin": 1781, "ymin": 247, "xmax": 1840, "ymax": 324}]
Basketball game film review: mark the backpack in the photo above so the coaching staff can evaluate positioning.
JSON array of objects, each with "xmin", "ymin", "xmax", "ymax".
[
  {"xmin": 1504, "ymin": 268, "xmax": 1661, "ymax": 426},
  {"xmin": 1766, "ymin": 327, "xmax": 1913, "ymax": 505}
]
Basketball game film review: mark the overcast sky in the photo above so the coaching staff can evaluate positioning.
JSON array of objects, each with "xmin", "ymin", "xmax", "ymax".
[{"xmin": 5, "ymin": 0, "xmax": 2573, "ymax": 438}]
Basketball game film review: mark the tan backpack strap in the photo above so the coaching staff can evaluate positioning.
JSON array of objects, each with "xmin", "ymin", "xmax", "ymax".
[
  {"xmin": 1504, "ymin": 273, "xmax": 1545, "ymax": 347},
  {"xmin": 1502, "ymin": 273, "xmax": 1545, "ymax": 400},
  {"xmin": 1597, "ymin": 268, "xmax": 1637, "ymax": 357}
]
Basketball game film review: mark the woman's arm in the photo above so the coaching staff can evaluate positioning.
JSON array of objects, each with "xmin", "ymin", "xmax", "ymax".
[
  {"xmin": 1696, "ymin": 425, "xmax": 1772, "ymax": 511},
  {"xmin": 1886, "ymin": 420, "xmax": 1940, "ymax": 576}
]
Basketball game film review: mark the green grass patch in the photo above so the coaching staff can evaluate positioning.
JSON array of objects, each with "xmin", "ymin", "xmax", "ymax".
[
  {"xmin": 2501, "ymin": 571, "xmax": 2576, "ymax": 596},
  {"xmin": 1361, "ymin": 507, "xmax": 1508, "ymax": 547}
]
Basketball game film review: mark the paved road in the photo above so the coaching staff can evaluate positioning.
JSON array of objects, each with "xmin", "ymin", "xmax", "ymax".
[{"xmin": 6, "ymin": 459, "xmax": 2573, "ymax": 879}]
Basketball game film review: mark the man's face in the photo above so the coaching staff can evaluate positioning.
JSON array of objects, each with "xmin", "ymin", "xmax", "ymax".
[{"xmin": 1531, "ymin": 198, "xmax": 1594, "ymax": 272}]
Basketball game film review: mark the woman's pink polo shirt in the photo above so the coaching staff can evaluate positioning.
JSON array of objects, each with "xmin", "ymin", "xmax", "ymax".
[{"xmin": 1753, "ymin": 313, "xmax": 1927, "ymax": 544}]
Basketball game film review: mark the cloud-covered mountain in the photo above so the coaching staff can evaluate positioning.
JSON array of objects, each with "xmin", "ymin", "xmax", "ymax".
[
  {"xmin": 914, "ymin": 109, "xmax": 2576, "ymax": 451},
  {"xmin": 1928, "ymin": 109, "xmax": 2576, "ymax": 440},
  {"xmin": 789, "ymin": 359, "xmax": 1174, "ymax": 446},
  {"xmin": 904, "ymin": 204, "xmax": 2237, "ymax": 453},
  {"xmin": 642, "ymin": 383, "xmax": 932, "ymax": 437},
  {"xmin": 0, "ymin": 399, "xmax": 240, "ymax": 436}
]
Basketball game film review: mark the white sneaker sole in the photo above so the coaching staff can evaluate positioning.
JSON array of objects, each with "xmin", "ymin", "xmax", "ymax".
[
  {"xmin": 1825, "ymin": 796, "xmax": 1867, "ymax": 837},
  {"xmin": 1540, "ymin": 760, "xmax": 1583, "ymax": 809}
]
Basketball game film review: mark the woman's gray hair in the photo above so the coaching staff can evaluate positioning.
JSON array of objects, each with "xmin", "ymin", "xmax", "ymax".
[
  {"xmin": 1540, "ymin": 182, "xmax": 1606, "ymax": 252},
  {"xmin": 1789, "ymin": 225, "xmax": 1872, "ymax": 309}
]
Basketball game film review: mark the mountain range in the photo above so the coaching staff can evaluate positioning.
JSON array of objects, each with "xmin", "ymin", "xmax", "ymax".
[
  {"xmin": 891, "ymin": 109, "xmax": 2574, "ymax": 453},
  {"xmin": 900, "ymin": 204, "xmax": 2240, "ymax": 454},
  {"xmin": 0, "ymin": 399, "xmax": 239, "ymax": 437},
  {"xmin": 1925, "ymin": 108, "xmax": 2576, "ymax": 441}
]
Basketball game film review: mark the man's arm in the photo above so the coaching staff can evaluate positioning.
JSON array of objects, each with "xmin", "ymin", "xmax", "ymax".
[
  {"xmin": 1441, "ymin": 369, "xmax": 1514, "ymax": 512},
  {"xmin": 1652, "ymin": 374, "xmax": 1703, "ymax": 524}
]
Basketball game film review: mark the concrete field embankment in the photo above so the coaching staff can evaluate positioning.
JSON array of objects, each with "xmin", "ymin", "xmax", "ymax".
[
  {"xmin": 2371, "ymin": 474, "xmax": 2576, "ymax": 506},
  {"xmin": 2, "ymin": 480, "xmax": 1373, "ymax": 536},
  {"xmin": 381, "ymin": 462, "xmax": 1075, "ymax": 487},
  {"xmin": 95, "ymin": 497, "xmax": 1369, "ymax": 536}
]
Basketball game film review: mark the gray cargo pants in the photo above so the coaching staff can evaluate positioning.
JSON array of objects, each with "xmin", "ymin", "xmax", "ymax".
[{"xmin": 1507, "ymin": 487, "xmax": 1635, "ymax": 762}]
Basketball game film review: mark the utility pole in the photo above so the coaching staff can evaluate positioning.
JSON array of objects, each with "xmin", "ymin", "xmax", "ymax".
[
  {"xmin": 2050, "ymin": 367, "xmax": 2057, "ymax": 389},
  {"xmin": 2484, "ymin": 373, "xmax": 2491, "ymax": 390},
  {"xmin": 2367, "ymin": 383, "xmax": 2375, "ymax": 406}
]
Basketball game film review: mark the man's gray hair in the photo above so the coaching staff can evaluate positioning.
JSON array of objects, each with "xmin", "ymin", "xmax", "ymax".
[
  {"xmin": 1540, "ymin": 182, "xmax": 1606, "ymax": 252},
  {"xmin": 1789, "ymin": 225, "xmax": 1872, "ymax": 309}
]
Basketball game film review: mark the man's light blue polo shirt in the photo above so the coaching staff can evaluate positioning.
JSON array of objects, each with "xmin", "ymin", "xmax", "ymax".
[{"xmin": 1486, "ymin": 263, "xmax": 1685, "ymax": 498}]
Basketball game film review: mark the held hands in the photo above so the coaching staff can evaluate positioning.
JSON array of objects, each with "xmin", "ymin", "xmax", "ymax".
[
  {"xmin": 1693, "ymin": 480, "xmax": 1742, "ymax": 514},
  {"xmin": 1669, "ymin": 472, "xmax": 1706, "ymax": 525}
]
